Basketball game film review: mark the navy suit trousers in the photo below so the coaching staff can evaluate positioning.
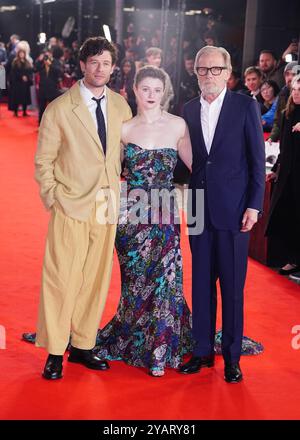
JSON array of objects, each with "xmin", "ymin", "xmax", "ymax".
[{"xmin": 189, "ymin": 209, "xmax": 249, "ymax": 364}]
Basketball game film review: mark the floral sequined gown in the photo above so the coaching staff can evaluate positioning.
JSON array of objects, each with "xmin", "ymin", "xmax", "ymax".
[{"xmin": 95, "ymin": 143, "xmax": 194, "ymax": 371}]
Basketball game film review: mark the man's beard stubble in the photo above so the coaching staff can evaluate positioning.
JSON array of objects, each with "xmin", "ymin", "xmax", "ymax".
[{"xmin": 200, "ymin": 82, "xmax": 223, "ymax": 96}]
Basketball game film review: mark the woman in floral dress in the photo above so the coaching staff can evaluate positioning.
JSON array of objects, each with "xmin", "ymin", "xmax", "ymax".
[{"xmin": 95, "ymin": 66, "xmax": 194, "ymax": 376}]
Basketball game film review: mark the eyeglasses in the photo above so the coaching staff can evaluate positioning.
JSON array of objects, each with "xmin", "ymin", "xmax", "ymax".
[{"xmin": 196, "ymin": 66, "xmax": 227, "ymax": 76}]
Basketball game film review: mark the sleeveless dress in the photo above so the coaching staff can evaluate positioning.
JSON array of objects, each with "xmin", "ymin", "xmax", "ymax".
[{"xmin": 94, "ymin": 143, "xmax": 194, "ymax": 372}]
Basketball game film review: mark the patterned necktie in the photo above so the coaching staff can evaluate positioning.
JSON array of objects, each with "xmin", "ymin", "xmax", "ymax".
[{"xmin": 92, "ymin": 96, "xmax": 106, "ymax": 155}]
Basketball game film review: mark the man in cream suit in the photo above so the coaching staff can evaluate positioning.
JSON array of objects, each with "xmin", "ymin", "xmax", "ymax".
[{"xmin": 35, "ymin": 37, "xmax": 132, "ymax": 379}]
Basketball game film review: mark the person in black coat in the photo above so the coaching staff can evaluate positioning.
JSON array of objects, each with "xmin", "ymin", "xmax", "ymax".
[
  {"xmin": 114, "ymin": 58, "xmax": 137, "ymax": 116},
  {"xmin": 35, "ymin": 46, "xmax": 64, "ymax": 123},
  {"xmin": 266, "ymin": 74, "xmax": 300, "ymax": 275},
  {"xmin": 227, "ymin": 70, "xmax": 246, "ymax": 93},
  {"xmin": 176, "ymin": 52, "xmax": 199, "ymax": 115},
  {"xmin": 10, "ymin": 49, "xmax": 33, "ymax": 116}
]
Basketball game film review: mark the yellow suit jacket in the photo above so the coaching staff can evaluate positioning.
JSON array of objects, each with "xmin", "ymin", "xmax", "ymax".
[{"xmin": 35, "ymin": 81, "xmax": 132, "ymax": 221}]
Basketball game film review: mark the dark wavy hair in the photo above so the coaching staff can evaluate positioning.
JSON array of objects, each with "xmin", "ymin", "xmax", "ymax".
[
  {"xmin": 79, "ymin": 37, "xmax": 117, "ymax": 65},
  {"xmin": 51, "ymin": 45, "xmax": 64, "ymax": 60},
  {"xmin": 120, "ymin": 58, "xmax": 136, "ymax": 82},
  {"xmin": 12, "ymin": 50, "xmax": 32, "ymax": 69},
  {"xmin": 260, "ymin": 79, "xmax": 280, "ymax": 97}
]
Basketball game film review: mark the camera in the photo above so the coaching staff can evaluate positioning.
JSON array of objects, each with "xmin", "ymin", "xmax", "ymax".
[{"xmin": 43, "ymin": 54, "xmax": 49, "ymax": 61}]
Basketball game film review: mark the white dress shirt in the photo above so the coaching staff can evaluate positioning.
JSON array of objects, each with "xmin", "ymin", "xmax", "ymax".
[
  {"xmin": 200, "ymin": 86, "xmax": 227, "ymax": 154},
  {"xmin": 250, "ymin": 89, "xmax": 260, "ymax": 99},
  {"xmin": 79, "ymin": 79, "xmax": 108, "ymax": 132}
]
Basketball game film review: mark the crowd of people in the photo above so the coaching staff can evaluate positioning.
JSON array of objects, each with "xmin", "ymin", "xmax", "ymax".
[
  {"xmin": 0, "ymin": 22, "xmax": 298, "ymax": 133},
  {"xmin": 1, "ymin": 19, "xmax": 299, "ymax": 380},
  {"xmin": 0, "ymin": 26, "xmax": 299, "ymax": 140}
]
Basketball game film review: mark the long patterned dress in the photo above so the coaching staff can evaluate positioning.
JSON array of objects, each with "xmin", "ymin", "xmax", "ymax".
[{"xmin": 94, "ymin": 143, "xmax": 194, "ymax": 372}]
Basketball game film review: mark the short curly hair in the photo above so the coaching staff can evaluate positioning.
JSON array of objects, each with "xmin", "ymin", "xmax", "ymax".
[{"xmin": 79, "ymin": 37, "xmax": 117, "ymax": 65}]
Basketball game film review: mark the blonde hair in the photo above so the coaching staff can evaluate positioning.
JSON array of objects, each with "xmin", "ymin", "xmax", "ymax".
[
  {"xmin": 244, "ymin": 66, "xmax": 262, "ymax": 78},
  {"xmin": 194, "ymin": 45, "xmax": 232, "ymax": 75},
  {"xmin": 286, "ymin": 73, "xmax": 300, "ymax": 119},
  {"xmin": 146, "ymin": 47, "xmax": 162, "ymax": 58}
]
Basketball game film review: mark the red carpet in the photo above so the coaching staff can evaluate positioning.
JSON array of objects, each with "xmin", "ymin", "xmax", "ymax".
[{"xmin": 0, "ymin": 104, "xmax": 300, "ymax": 420}]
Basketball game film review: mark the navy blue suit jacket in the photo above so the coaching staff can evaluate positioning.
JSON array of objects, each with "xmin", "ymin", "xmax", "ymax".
[{"xmin": 183, "ymin": 90, "xmax": 265, "ymax": 231}]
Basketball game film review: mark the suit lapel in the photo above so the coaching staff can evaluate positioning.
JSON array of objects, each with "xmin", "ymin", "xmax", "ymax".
[
  {"xmin": 106, "ymin": 88, "xmax": 119, "ymax": 158},
  {"xmin": 209, "ymin": 89, "xmax": 232, "ymax": 156},
  {"xmin": 70, "ymin": 81, "xmax": 105, "ymax": 155},
  {"xmin": 193, "ymin": 99, "xmax": 208, "ymax": 158}
]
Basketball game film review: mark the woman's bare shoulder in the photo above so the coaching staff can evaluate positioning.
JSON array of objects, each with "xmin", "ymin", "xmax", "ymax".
[
  {"xmin": 123, "ymin": 116, "xmax": 138, "ymax": 128},
  {"xmin": 164, "ymin": 112, "xmax": 186, "ymax": 134},
  {"xmin": 121, "ymin": 116, "xmax": 138, "ymax": 141},
  {"xmin": 123, "ymin": 116, "xmax": 139, "ymax": 130},
  {"xmin": 164, "ymin": 111, "xmax": 185, "ymax": 123}
]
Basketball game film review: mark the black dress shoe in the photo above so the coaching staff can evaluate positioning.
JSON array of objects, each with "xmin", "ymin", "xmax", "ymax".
[
  {"xmin": 68, "ymin": 346, "xmax": 109, "ymax": 370},
  {"xmin": 278, "ymin": 265, "xmax": 300, "ymax": 275},
  {"xmin": 22, "ymin": 332, "xmax": 36, "ymax": 343},
  {"xmin": 289, "ymin": 271, "xmax": 300, "ymax": 283},
  {"xmin": 42, "ymin": 354, "xmax": 63, "ymax": 380},
  {"xmin": 179, "ymin": 355, "xmax": 215, "ymax": 374},
  {"xmin": 224, "ymin": 362, "xmax": 243, "ymax": 383}
]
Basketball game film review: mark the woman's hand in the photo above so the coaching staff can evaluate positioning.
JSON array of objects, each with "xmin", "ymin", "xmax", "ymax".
[
  {"xmin": 122, "ymin": 167, "xmax": 129, "ymax": 177},
  {"xmin": 292, "ymin": 122, "xmax": 300, "ymax": 132},
  {"xmin": 266, "ymin": 171, "xmax": 278, "ymax": 182}
]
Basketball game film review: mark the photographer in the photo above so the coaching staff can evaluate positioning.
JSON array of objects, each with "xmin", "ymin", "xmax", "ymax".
[{"xmin": 35, "ymin": 46, "xmax": 64, "ymax": 123}]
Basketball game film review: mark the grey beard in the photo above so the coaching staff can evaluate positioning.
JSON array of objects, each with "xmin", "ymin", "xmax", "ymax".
[{"xmin": 200, "ymin": 84, "xmax": 223, "ymax": 95}]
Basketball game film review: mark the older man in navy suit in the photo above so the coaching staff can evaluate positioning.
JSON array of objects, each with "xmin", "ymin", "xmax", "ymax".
[{"xmin": 180, "ymin": 46, "xmax": 265, "ymax": 382}]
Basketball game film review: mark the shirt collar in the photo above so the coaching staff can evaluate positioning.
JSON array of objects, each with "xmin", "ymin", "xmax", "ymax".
[
  {"xmin": 251, "ymin": 89, "xmax": 260, "ymax": 97},
  {"xmin": 80, "ymin": 79, "xmax": 107, "ymax": 102},
  {"xmin": 200, "ymin": 86, "xmax": 227, "ymax": 106}
]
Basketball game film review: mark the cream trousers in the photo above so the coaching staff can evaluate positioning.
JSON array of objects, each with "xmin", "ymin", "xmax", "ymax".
[{"xmin": 36, "ymin": 199, "xmax": 117, "ymax": 355}]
